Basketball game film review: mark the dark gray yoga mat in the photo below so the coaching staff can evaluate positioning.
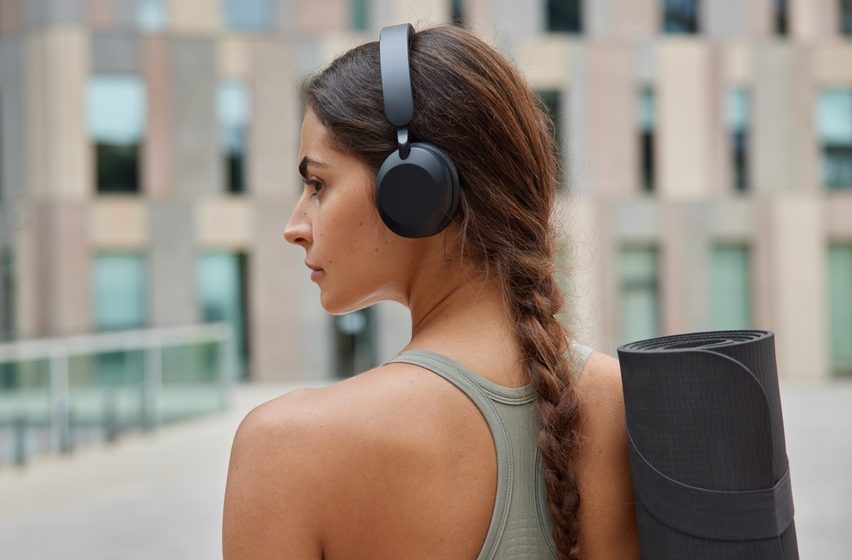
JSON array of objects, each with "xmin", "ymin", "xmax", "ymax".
[{"xmin": 616, "ymin": 330, "xmax": 799, "ymax": 559}]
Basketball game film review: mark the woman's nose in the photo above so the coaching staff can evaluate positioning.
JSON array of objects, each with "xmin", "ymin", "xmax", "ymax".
[{"xmin": 284, "ymin": 206, "xmax": 311, "ymax": 246}]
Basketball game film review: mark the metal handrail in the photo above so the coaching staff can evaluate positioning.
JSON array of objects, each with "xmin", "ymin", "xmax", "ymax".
[{"xmin": 0, "ymin": 323, "xmax": 237, "ymax": 467}]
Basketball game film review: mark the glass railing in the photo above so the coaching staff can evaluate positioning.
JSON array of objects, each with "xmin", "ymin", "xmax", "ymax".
[{"xmin": 0, "ymin": 323, "xmax": 236, "ymax": 468}]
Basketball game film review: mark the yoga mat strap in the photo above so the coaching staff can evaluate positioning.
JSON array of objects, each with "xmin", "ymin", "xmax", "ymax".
[{"xmin": 627, "ymin": 427, "xmax": 795, "ymax": 541}]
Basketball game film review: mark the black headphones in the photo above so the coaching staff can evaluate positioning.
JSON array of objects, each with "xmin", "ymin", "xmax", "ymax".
[{"xmin": 375, "ymin": 23, "xmax": 461, "ymax": 238}]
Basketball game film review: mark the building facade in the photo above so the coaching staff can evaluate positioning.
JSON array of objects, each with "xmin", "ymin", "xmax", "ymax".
[{"xmin": 0, "ymin": 0, "xmax": 850, "ymax": 382}]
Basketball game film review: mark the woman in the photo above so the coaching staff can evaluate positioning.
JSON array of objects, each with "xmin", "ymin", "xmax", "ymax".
[{"xmin": 223, "ymin": 23, "xmax": 640, "ymax": 560}]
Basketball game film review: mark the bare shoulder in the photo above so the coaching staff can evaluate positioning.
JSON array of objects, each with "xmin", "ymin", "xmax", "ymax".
[
  {"xmin": 571, "ymin": 351, "xmax": 642, "ymax": 559},
  {"xmin": 224, "ymin": 361, "xmax": 488, "ymax": 559}
]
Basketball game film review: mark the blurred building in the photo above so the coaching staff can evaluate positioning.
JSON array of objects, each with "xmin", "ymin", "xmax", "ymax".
[{"xmin": 0, "ymin": 0, "xmax": 850, "ymax": 383}]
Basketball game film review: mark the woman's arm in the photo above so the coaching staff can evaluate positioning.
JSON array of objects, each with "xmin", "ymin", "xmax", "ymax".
[
  {"xmin": 574, "ymin": 353, "xmax": 642, "ymax": 559},
  {"xmin": 222, "ymin": 390, "xmax": 325, "ymax": 560}
]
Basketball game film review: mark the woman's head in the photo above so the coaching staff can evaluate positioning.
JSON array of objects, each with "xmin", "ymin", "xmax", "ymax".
[{"xmin": 288, "ymin": 24, "xmax": 582, "ymax": 559}]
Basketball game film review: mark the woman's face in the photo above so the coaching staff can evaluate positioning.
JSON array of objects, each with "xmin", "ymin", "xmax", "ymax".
[{"xmin": 284, "ymin": 108, "xmax": 424, "ymax": 314}]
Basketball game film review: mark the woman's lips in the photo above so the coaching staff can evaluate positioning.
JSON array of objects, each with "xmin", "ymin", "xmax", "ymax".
[{"xmin": 306, "ymin": 263, "xmax": 324, "ymax": 282}]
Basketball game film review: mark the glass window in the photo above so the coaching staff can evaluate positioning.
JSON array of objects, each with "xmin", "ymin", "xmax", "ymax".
[
  {"xmin": 817, "ymin": 89, "xmax": 852, "ymax": 189},
  {"xmin": 136, "ymin": 0, "xmax": 166, "ymax": 31},
  {"xmin": 93, "ymin": 253, "xmax": 147, "ymax": 331},
  {"xmin": 663, "ymin": 0, "xmax": 700, "ymax": 34},
  {"xmin": 218, "ymin": 81, "xmax": 250, "ymax": 194},
  {"xmin": 198, "ymin": 251, "xmax": 250, "ymax": 380},
  {"xmin": 351, "ymin": 0, "xmax": 370, "ymax": 31},
  {"xmin": 451, "ymin": 0, "xmax": 464, "ymax": 27},
  {"xmin": 637, "ymin": 87, "xmax": 656, "ymax": 193},
  {"xmin": 620, "ymin": 246, "xmax": 660, "ymax": 344},
  {"xmin": 727, "ymin": 88, "xmax": 750, "ymax": 192},
  {"xmin": 1, "ymin": 248, "xmax": 14, "ymax": 341},
  {"xmin": 841, "ymin": 0, "xmax": 852, "ymax": 36},
  {"xmin": 547, "ymin": 0, "xmax": 582, "ymax": 33},
  {"xmin": 710, "ymin": 243, "xmax": 752, "ymax": 330},
  {"xmin": 534, "ymin": 89, "xmax": 564, "ymax": 186},
  {"xmin": 775, "ymin": 0, "xmax": 789, "ymax": 36},
  {"xmin": 828, "ymin": 243, "xmax": 852, "ymax": 377},
  {"xmin": 222, "ymin": 0, "xmax": 272, "ymax": 31},
  {"xmin": 88, "ymin": 75, "xmax": 146, "ymax": 194},
  {"xmin": 333, "ymin": 307, "xmax": 377, "ymax": 378}
]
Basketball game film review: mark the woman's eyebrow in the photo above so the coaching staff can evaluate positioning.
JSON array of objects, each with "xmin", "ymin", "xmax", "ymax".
[{"xmin": 298, "ymin": 156, "xmax": 330, "ymax": 178}]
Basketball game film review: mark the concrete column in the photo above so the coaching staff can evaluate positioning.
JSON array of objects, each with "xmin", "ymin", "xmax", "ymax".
[
  {"xmin": 660, "ymin": 202, "xmax": 711, "ymax": 335},
  {"xmin": 168, "ymin": 37, "xmax": 219, "ymax": 199},
  {"xmin": 35, "ymin": 203, "xmax": 92, "ymax": 336},
  {"xmin": 149, "ymin": 201, "xmax": 197, "ymax": 326},
  {"xmin": 589, "ymin": 43, "xmax": 636, "ymax": 199},
  {"xmin": 295, "ymin": 0, "xmax": 348, "ymax": 34},
  {"xmin": 26, "ymin": 27, "xmax": 90, "ymax": 200},
  {"xmin": 767, "ymin": 194, "xmax": 828, "ymax": 381},
  {"xmin": 142, "ymin": 36, "xmax": 172, "ymax": 199},
  {"xmin": 168, "ymin": 0, "xmax": 220, "ymax": 34},
  {"xmin": 703, "ymin": 0, "xmax": 754, "ymax": 39},
  {"xmin": 567, "ymin": 44, "xmax": 593, "ymax": 195},
  {"xmin": 249, "ymin": 37, "xmax": 300, "ymax": 198}
]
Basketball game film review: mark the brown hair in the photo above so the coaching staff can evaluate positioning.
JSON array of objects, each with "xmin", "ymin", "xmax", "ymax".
[{"xmin": 302, "ymin": 24, "xmax": 582, "ymax": 559}]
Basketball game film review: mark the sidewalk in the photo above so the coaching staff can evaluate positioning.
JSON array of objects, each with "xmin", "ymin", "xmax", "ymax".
[{"xmin": 0, "ymin": 379, "xmax": 850, "ymax": 559}]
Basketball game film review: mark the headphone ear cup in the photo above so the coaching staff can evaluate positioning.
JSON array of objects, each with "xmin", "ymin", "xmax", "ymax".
[{"xmin": 375, "ymin": 142, "xmax": 460, "ymax": 238}]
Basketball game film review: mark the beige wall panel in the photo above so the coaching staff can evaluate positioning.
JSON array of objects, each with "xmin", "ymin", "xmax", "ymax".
[
  {"xmin": 196, "ymin": 197, "xmax": 253, "ymax": 249},
  {"xmin": 296, "ymin": 0, "xmax": 348, "ymax": 34},
  {"xmin": 791, "ymin": 0, "xmax": 830, "ymax": 40},
  {"xmin": 391, "ymin": 0, "xmax": 449, "ymax": 28},
  {"xmin": 826, "ymin": 193, "xmax": 852, "ymax": 237},
  {"xmin": 36, "ymin": 203, "xmax": 92, "ymax": 336},
  {"xmin": 168, "ymin": 0, "xmax": 220, "ymax": 34},
  {"xmin": 557, "ymin": 197, "xmax": 606, "ymax": 351},
  {"xmin": 600, "ymin": 201, "xmax": 627, "ymax": 352},
  {"xmin": 91, "ymin": 199, "xmax": 148, "ymax": 247},
  {"xmin": 613, "ymin": 0, "xmax": 657, "ymax": 41},
  {"xmin": 11, "ymin": 203, "xmax": 38, "ymax": 338},
  {"xmin": 657, "ymin": 41, "xmax": 712, "ymax": 200},
  {"xmin": 724, "ymin": 42, "xmax": 752, "ymax": 84},
  {"xmin": 26, "ymin": 28, "xmax": 90, "ymax": 200},
  {"xmin": 660, "ymin": 202, "xmax": 711, "ymax": 335},
  {"xmin": 218, "ymin": 36, "xmax": 251, "ymax": 78},
  {"xmin": 814, "ymin": 44, "xmax": 852, "ymax": 84},
  {"xmin": 143, "ymin": 37, "xmax": 172, "ymax": 199},
  {"xmin": 249, "ymin": 38, "xmax": 300, "ymax": 197},
  {"xmin": 708, "ymin": 197, "xmax": 754, "ymax": 239},
  {"xmin": 768, "ymin": 194, "xmax": 828, "ymax": 380},
  {"xmin": 318, "ymin": 33, "xmax": 372, "ymax": 66},
  {"xmin": 517, "ymin": 36, "xmax": 569, "ymax": 90},
  {"xmin": 589, "ymin": 44, "xmax": 636, "ymax": 199}
]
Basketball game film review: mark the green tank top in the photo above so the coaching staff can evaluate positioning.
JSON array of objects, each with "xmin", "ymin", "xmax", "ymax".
[{"xmin": 385, "ymin": 340, "xmax": 594, "ymax": 560}]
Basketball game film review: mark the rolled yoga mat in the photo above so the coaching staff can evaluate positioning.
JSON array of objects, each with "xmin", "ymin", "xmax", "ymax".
[{"xmin": 616, "ymin": 330, "xmax": 799, "ymax": 559}]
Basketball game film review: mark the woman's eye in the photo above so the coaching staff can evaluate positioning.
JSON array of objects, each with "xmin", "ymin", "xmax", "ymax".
[{"xmin": 302, "ymin": 178, "xmax": 324, "ymax": 196}]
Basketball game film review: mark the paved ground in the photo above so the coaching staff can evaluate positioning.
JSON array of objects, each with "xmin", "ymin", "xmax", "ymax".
[{"xmin": 0, "ymin": 378, "xmax": 850, "ymax": 559}]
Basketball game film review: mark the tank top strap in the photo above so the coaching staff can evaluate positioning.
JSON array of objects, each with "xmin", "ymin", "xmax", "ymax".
[{"xmin": 383, "ymin": 349, "xmax": 514, "ymax": 559}]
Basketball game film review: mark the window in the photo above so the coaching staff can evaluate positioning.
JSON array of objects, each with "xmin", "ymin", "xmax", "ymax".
[
  {"xmin": 620, "ymin": 246, "xmax": 660, "ymax": 344},
  {"xmin": 0, "ymin": 248, "xmax": 14, "ymax": 341},
  {"xmin": 546, "ymin": 0, "xmax": 582, "ymax": 33},
  {"xmin": 88, "ymin": 75, "xmax": 146, "ymax": 194},
  {"xmin": 222, "ymin": 0, "xmax": 272, "ymax": 31},
  {"xmin": 774, "ymin": 0, "xmax": 789, "ymax": 36},
  {"xmin": 534, "ymin": 89, "xmax": 564, "ymax": 185},
  {"xmin": 663, "ymin": 0, "xmax": 699, "ymax": 34},
  {"xmin": 828, "ymin": 243, "xmax": 852, "ymax": 377},
  {"xmin": 710, "ymin": 243, "xmax": 752, "ymax": 330},
  {"xmin": 841, "ymin": 0, "xmax": 852, "ymax": 36},
  {"xmin": 136, "ymin": 0, "xmax": 166, "ymax": 31},
  {"xmin": 218, "ymin": 81, "xmax": 250, "ymax": 194},
  {"xmin": 450, "ymin": 0, "xmax": 464, "ymax": 27},
  {"xmin": 727, "ymin": 88, "xmax": 750, "ymax": 192},
  {"xmin": 817, "ymin": 89, "xmax": 852, "ymax": 189},
  {"xmin": 93, "ymin": 253, "xmax": 147, "ymax": 331},
  {"xmin": 198, "ymin": 251, "xmax": 250, "ymax": 380},
  {"xmin": 351, "ymin": 0, "xmax": 370, "ymax": 31},
  {"xmin": 334, "ymin": 307, "xmax": 377, "ymax": 378},
  {"xmin": 637, "ymin": 87, "xmax": 656, "ymax": 193}
]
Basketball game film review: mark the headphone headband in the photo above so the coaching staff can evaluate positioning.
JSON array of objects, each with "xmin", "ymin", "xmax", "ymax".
[{"xmin": 379, "ymin": 23, "xmax": 415, "ymax": 127}]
